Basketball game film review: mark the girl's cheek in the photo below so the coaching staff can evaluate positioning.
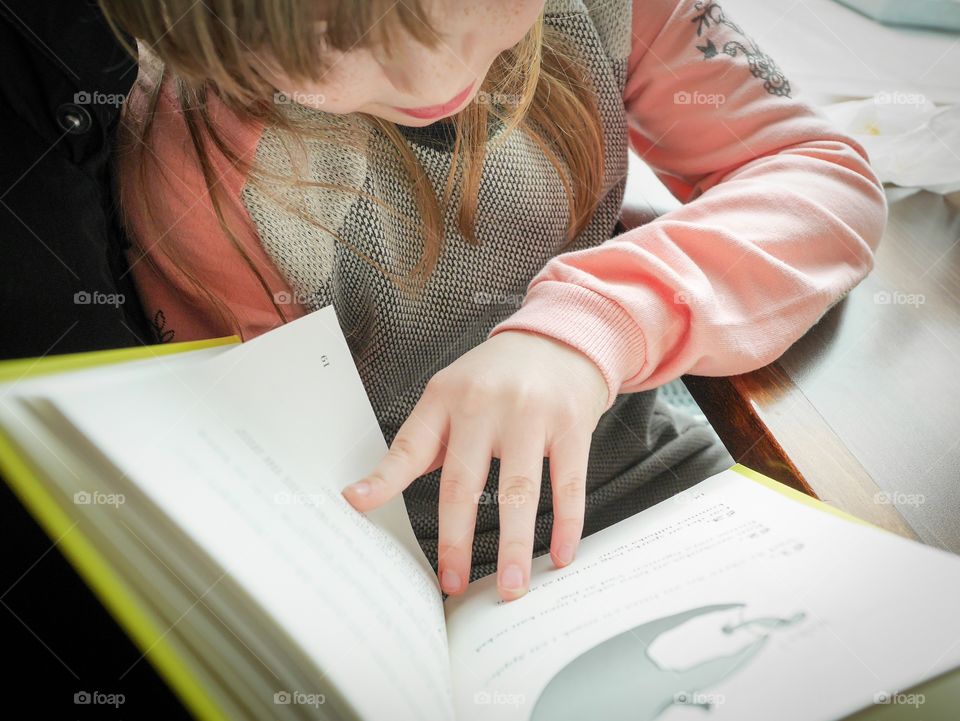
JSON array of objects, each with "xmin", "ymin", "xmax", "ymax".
[
  {"xmin": 490, "ymin": 0, "xmax": 546, "ymax": 42},
  {"xmin": 274, "ymin": 61, "xmax": 381, "ymax": 115},
  {"xmin": 271, "ymin": 81, "xmax": 365, "ymax": 114}
]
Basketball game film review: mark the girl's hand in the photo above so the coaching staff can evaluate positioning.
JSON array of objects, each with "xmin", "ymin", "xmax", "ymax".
[{"xmin": 343, "ymin": 330, "xmax": 608, "ymax": 601}]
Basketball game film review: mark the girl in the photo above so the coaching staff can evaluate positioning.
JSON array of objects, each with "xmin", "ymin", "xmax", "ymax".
[{"xmin": 102, "ymin": 0, "xmax": 886, "ymax": 601}]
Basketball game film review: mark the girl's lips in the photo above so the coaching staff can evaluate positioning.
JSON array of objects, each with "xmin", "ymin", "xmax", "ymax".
[{"xmin": 393, "ymin": 82, "xmax": 476, "ymax": 120}]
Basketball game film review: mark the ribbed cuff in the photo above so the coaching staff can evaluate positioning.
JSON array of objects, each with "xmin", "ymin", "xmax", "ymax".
[{"xmin": 489, "ymin": 281, "xmax": 648, "ymax": 410}]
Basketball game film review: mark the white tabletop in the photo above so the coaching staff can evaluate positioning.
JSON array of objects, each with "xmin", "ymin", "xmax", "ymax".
[{"xmin": 719, "ymin": 0, "xmax": 960, "ymax": 104}]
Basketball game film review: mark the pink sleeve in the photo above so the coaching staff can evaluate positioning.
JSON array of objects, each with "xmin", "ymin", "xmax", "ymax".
[
  {"xmin": 491, "ymin": 0, "xmax": 887, "ymax": 409},
  {"xmin": 117, "ymin": 65, "xmax": 306, "ymax": 344}
]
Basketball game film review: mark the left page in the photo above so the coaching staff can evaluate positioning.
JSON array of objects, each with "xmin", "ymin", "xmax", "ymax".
[{"xmin": 28, "ymin": 307, "xmax": 453, "ymax": 721}]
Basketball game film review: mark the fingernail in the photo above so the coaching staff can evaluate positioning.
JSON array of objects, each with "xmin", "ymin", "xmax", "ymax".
[
  {"xmin": 500, "ymin": 564, "xmax": 524, "ymax": 591},
  {"xmin": 441, "ymin": 569, "xmax": 461, "ymax": 593},
  {"xmin": 347, "ymin": 480, "xmax": 371, "ymax": 497},
  {"xmin": 556, "ymin": 543, "xmax": 575, "ymax": 566}
]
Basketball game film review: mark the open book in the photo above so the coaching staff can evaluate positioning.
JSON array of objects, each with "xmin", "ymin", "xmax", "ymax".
[{"xmin": 1, "ymin": 306, "xmax": 959, "ymax": 721}]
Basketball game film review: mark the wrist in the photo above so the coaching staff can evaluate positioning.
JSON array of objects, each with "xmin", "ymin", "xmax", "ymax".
[{"xmin": 490, "ymin": 281, "xmax": 648, "ymax": 410}]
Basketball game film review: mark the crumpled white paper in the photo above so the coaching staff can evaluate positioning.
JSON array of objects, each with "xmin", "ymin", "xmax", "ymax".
[{"xmin": 821, "ymin": 94, "xmax": 960, "ymax": 197}]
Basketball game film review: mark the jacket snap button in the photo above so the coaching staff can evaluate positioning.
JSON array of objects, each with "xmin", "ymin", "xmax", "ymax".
[{"xmin": 56, "ymin": 103, "xmax": 93, "ymax": 134}]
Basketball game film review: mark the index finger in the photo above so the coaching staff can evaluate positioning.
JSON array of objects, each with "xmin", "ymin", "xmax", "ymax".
[{"xmin": 343, "ymin": 395, "xmax": 447, "ymax": 511}]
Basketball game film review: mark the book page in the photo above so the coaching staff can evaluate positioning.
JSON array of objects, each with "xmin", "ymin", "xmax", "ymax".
[
  {"xmin": 36, "ymin": 308, "xmax": 453, "ymax": 720},
  {"xmin": 444, "ymin": 469, "xmax": 960, "ymax": 721}
]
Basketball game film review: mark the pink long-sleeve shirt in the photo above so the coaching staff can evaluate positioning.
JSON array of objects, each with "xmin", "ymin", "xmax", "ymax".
[
  {"xmin": 492, "ymin": 1, "xmax": 887, "ymax": 405},
  {"xmin": 118, "ymin": 0, "xmax": 887, "ymax": 409}
]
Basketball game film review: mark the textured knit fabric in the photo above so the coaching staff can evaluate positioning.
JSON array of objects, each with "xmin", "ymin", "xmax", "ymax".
[{"xmin": 116, "ymin": 0, "xmax": 886, "ymax": 580}]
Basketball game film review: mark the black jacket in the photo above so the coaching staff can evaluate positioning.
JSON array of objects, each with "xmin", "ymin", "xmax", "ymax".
[
  {"xmin": 0, "ymin": 2, "xmax": 187, "ymax": 718},
  {"xmin": 0, "ymin": 0, "xmax": 151, "ymax": 360}
]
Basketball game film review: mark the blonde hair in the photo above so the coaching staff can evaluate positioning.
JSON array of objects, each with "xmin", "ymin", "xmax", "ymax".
[{"xmin": 99, "ymin": 0, "xmax": 606, "ymax": 333}]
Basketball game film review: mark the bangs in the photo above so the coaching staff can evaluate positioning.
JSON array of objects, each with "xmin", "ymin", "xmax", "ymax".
[
  {"xmin": 323, "ymin": 0, "xmax": 436, "ymax": 53},
  {"xmin": 99, "ymin": 0, "xmax": 437, "ymax": 105}
]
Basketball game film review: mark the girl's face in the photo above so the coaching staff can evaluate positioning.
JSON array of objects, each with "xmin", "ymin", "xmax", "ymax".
[{"xmin": 269, "ymin": 0, "xmax": 545, "ymax": 126}]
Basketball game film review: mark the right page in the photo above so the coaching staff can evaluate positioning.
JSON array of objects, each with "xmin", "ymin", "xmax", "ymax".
[{"xmin": 444, "ymin": 468, "xmax": 960, "ymax": 721}]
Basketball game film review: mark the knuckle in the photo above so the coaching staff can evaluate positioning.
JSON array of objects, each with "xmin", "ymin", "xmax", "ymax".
[
  {"xmin": 554, "ymin": 475, "xmax": 585, "ymax": 503},
  {"xmin": 500, "ymin": 475, "xmax": 539, "ymax": 504},
  {"xmin": 499, "ymin": 538, "xmax": 533, "ymax": 557},
  {"xmin": 511, "ymin": 385, "xmax": 546, "ymax": 418},
  {"xmin": 364, "ymin": 469, "xmax": 388, "ymax": 490},
  {"xmin": 555, "ymin": 400, "xmax": 587, "ymax": 429},
  {"xmin": 388, "ymin": 434, "xmax": 417, "ymax": 462},
  {"xmin": 424, "ymin": 371, "xmax": 449, "ymax": 395},
  {"xmin": 458, "ymin": 376, "xmax": 500, "ymax": 416},
  {"xmin": 550, "ymin": 394, "xmax": 578, "ymax": 419},
  {"xmin": 439, "ymin": 476, "xmax": 474, "ymax": 505}
]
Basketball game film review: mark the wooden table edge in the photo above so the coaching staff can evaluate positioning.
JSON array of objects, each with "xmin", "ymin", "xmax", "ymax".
[{"xmin": 682, "ymin": 364, "xmax": 920, "ymax": 542}]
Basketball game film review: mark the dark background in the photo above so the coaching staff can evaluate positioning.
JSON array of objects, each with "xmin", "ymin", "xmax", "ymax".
[{"xmin": 0, "ymin": 1, "xmax": 187, "ymax": 717}]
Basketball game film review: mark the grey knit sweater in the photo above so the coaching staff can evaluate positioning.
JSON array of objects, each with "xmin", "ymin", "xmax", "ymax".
[{"xmin": 240, "ymin": 0, "xmax": 733, "ymax": 579}]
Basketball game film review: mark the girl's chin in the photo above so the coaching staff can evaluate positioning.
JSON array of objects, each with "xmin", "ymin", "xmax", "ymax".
[
  {"xmin": 392, "ymin": 114, "xmax": 454, "ymax": 128},
  {"xmin": 288, "ymin": 102, "xmax": 457, "ymax": 127},
  {"xmin": 367, "ymin": 106, "xmax": 455, "ymax": 127}
]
